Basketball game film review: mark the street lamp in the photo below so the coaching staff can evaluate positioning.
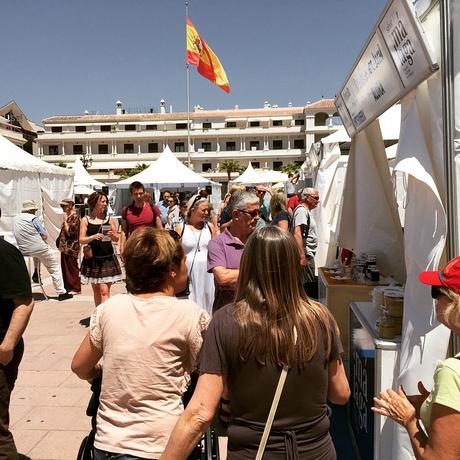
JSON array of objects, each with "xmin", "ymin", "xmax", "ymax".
[{"xmin": 81, "ymin": 152, "xmax": 93, "ymax": 169}]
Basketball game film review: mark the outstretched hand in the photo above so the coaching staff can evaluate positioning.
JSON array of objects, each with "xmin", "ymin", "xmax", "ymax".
[{"xmin": 372, "ymin": 386, "xmax": 417, "ymax": 428}]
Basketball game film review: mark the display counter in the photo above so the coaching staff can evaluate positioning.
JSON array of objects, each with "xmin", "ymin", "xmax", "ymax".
[
  {"xmin": 318, "ymin": 268, "xmax": 375, "ymax": 363},
  {"xmin": 349, "ymin": 301, "xmax": 400, "ymax": 460}
]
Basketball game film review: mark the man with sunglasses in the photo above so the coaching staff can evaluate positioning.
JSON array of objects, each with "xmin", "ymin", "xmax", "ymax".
[
  {"xmin": 208, "ymin": 191, "xmax": 259, "ymax": 313},
  {"xmin": 291, "ymin": 187, "xmax": 320, "ymax": 298}
]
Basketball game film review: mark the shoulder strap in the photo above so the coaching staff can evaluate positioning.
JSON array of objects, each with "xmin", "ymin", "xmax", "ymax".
[
  {"xmin": 255, "ymin": 327, "xmax": 298, "ymax": 460},
  {"xmin": 121, "ymin": 206, "xmax": 127, "ymax": 221},
  {"xmin": 180, "ymin": 222, "xmax": 186, "ymax": 237}
]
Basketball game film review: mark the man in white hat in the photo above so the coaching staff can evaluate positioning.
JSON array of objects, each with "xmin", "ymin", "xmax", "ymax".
[{"xmin": 12, "ymin": 200, "xmax": 72, "ymax": 301}]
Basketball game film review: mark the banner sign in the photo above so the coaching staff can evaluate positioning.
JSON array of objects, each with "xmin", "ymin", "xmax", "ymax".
[{"xmin": 335, "ymin": 0, "xmax": 438, "ymax": 137}]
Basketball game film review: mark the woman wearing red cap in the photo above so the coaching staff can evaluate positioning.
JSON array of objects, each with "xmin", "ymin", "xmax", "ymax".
[{"xmin": 373, "ymin": 257, "xmax": 460, "ymax": 459}]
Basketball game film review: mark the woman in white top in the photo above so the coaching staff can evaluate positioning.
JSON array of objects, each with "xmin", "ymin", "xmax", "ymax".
[
  {"xmin": 72, "ymin": 227, "xmax": 209, "ymax": 459},
  {"xmin": 176, "ymin": 195, "xmax": 217, "ymax": 315}
]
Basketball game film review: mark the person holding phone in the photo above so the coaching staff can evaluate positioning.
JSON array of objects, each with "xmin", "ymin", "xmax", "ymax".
[{"xmin": 80, "ymin": 192, "xmax": 122, "ymax": 307}]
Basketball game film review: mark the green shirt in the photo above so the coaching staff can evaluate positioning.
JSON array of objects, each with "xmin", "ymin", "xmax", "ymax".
[{"xmin": 420, "ymin": 354, "xmax": 460, "ymax": 432}]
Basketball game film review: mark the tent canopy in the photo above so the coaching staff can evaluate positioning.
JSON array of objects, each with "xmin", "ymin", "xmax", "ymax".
[
  {"xmin": 72, "ymin": 158, "xmax": 104, "ymax": 187},
  {"xmin": 0, "ymin": 134, "xmax": 73, "ymax": 176},
  {"xmin": 110, "ymin": 146, "xmax": 212, "ymax": 189},
  {"xmin": 230, "ymin": 162, "xmax": 288, "ymax": 185}
]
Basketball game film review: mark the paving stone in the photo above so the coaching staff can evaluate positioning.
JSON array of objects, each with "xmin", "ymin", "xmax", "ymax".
[
  {"xmin": 28, "ymin": 430, "xmax": 89, "ymax": 460},
  {"xmin": 12, "ymin": 429, "xmax": 48, "ymax": 456},
  {"xmin": 12, "ymin": 406, "xmax": 90, "ymax": 431}
]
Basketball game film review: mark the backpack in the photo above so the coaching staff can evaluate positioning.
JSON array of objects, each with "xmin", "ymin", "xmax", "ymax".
[{"xmin": 290, "ymin": 204, "xmax": 310, "ymax": 242}]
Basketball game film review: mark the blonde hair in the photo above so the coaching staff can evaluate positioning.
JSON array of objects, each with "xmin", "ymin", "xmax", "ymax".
[
  {"xmin": 233, "ymin": 226, "xmax": 338, "ymax": 368},
  {"xmin": 439, "ymin": 287, "xmax": 460, "ymax": 331},
  {"xmin": 270, "ymin": 191, "xmax": 287, "ymax": 216}
]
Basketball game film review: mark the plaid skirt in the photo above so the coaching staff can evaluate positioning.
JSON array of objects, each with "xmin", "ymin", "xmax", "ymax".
[{"xmin": 80, "ymin": 254, "xmax": 122, "ymax": 284}]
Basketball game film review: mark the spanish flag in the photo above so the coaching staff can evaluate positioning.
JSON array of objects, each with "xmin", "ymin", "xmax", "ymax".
[{"xmin": 186, "ymin": 17, "xmax": 230, "ymax": 94}]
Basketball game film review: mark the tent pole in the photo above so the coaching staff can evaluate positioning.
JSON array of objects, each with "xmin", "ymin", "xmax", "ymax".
[
  {"xmin": 186, "ymin": 1, "xmax": 192, "ymax": 168},
  {"xmin": 441, "ymin": 0, "xmax": 458, "ymax": 259}
]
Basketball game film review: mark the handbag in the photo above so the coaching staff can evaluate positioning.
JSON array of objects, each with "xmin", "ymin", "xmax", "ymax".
[
  {"xmin": 82, "ymin": 245, "xmax": 93, "ymax": 259},
  {"xmin": 255, "ymin": 327, "xmax": 298, "ymax": 460}
]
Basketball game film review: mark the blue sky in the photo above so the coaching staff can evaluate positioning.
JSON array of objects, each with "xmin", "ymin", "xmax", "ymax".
[{"xmin": 2, "ymin": 0, "xmax": 387, "ymax": 123}]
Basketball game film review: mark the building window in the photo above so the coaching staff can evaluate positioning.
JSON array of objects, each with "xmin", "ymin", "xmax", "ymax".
[
  {"xmin": 249, "ymin": 121, "xmax": 260, "ymax": 127},
  {"xmin": 202, "ymin": 122, "xmax": 212, "ymax": 129},
  {"xmin": 125, "ymin": 124, "xmax": 136, "ymax": 131},
  {"xmin": 273, "ymin": 161, "xmax": 283, "ymax": 171},
  {"xmin": 51, "ymin": 126, "xmax": 62, "ymax": 133},
  {"xmin": 294, "ymin": 119, "xmax": 305, "ymax": 126},
  {"xmin": 174, "ymin": 142, "xmax": 185, "ymax": 152},
  {"xmin": 273, "ymin": 140, "xmax": 283, "ymax": 150},
  {"xmin": 124, "ymin": 143, "xmax": 134, "ymax": 153},
  {"xmin": 252, "ymin": 162, "xmax": 260, "ymax": 168},
  {"xmin": 176, "ymin": 123, "xmax": 187, "ymax": 130},
  {"xmin": 294, "ymin": 139, "xmax": 305, "ymax": 149},
  {"xmin": 226, "ymin": 141, "xmax": 236, "ymax": 151},
  {"xmin": 73, "ymin": 145, "xmax": 83, "ymax": 155},
  {"xmin": 100, "ymin": 125, "xmax": 111, "ymax": 132},
  {"xmin": 75, "ymin": 126, "xmax": 86, "ymax": 132},
  {"xmin": 202, "ymin": 163, "xmax": 212, "ymax": 172},
  {"xmin": 295, "ymin": 160, "xmax": 303, "ymax": 167},
  {"xmin": 202, "ymin": 142, "xmax": 212, "ymax": 152},
  {"xmin": 146, "ymin": 124, "xmax": 157, "ymax": 131},
  {"xmin": 226, "ymin": 121, "xmax": 236, "ymax": 128},
  {"xmin": 249, "ymin": 141, "xmax": 260, "ymax": 150},
  {"xmin": 148, "ymin": 143, "xmax": 159, "ymax": 153},
  {"xmin": 48, "ymin": 145, "xmax": 59, "ymax": 155},
  {"xmin": 98, "ymin": 144, "xmax": 109, "ymax": 154},
  {"xmin": 272, "ymin": 120, "xmax": 283, "ymax": 127}
]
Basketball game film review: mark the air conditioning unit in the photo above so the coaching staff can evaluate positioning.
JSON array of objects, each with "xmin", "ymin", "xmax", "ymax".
[
  {"xmin": 197, "ymin": 148, "xmax": 205, "ymax": 153},
  {"xmin": 251, "ymin": 146, "xmax": 257, "ymax": 151}
]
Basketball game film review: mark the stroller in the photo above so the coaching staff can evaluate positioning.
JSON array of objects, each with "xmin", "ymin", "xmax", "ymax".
[{"xmin": 77, "ymin": 375, "xmax": 220, "ymax": 460}]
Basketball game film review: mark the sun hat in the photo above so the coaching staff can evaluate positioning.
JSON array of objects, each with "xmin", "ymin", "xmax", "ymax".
[
  {"xmin": 60, "ymin": 198, "xmax": 75, "ymax": 207},
  {"xmin": 21, "ymin": 200, "xmax": 38, "ymax": 212},
  {"xmin": 419, "ymin": 256, "xmax": 460, "ymax": 295}
]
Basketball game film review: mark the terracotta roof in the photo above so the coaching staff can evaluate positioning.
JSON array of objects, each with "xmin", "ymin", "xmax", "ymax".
[
  {"xmin": 304, "ymin": 98, "xmax": 336, "ymax": 110},
  {"xmin": 42, "ymin": 106, "xmax": 305, "ymax": 124}
]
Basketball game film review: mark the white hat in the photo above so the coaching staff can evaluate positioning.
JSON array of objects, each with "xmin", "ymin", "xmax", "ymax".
[{"xmin": 21, "ymin": 200, "xmax": 38, "ymax": 212}]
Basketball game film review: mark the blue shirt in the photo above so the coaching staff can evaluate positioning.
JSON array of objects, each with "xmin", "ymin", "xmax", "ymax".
[{"xmin": 32, "ymin": 217, "xmax": 47, "ymax": 236}]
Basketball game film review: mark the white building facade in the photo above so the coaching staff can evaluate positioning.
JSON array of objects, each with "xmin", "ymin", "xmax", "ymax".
[{"xmin": 36, "ymin": 99, "xmax": 341, "ymax": 183}]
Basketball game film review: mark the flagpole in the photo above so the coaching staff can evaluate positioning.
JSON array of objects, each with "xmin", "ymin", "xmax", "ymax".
[{"xmin": 185, "ymin": 1, "xmax": 192, "ymax": 168}]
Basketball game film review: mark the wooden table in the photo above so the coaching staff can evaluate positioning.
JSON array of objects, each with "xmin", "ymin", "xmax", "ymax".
[{"xmin": 318, "ymin": 267, "xmax": 375, "ymax": 364}]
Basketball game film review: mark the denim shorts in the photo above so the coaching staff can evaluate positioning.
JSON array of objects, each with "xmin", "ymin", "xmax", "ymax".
[{"xmin": 93, "ymin": 447, "xmax": 151, "ymax": 460}]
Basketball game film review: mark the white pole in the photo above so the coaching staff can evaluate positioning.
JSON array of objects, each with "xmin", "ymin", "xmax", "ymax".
[{"xmin": 186, "ymin": 1, "xmax": 192, "ymax": 168}]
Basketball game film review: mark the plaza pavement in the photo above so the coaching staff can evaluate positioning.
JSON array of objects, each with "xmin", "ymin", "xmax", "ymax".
[{"xmin": 10, "ymin": 270, "xmax": 127, "ymax": 460}]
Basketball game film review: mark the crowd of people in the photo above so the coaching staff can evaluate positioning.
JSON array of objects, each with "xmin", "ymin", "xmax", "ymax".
[{"xmin": 2, "ymin": 179, "xmax": 460, "ymax": 459}]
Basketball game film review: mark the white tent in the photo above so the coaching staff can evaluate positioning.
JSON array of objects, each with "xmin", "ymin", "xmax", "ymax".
[
  {"xmin": 0, "ymin": 134, "xmax": 74, "ymax": 244},
  {"xmin": 229, "ymin": 162, "xmax": 260, "ymax": 185},
  {"xmin": 314, "ymin": 104, "xmax": 402, "ymax": 270},
  {"xmin": 72, "ymin": 158, "xmax": 104, "ymax": 189},
  {"xmin": 110, "ymin": 146, "xmax": 213, "ymax": 189},
  {"xmin": 230, "ymin": 161, "xmax": 289, "ymax": 186}
]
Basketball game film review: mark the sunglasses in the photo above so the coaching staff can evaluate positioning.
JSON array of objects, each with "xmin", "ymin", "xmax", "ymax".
[
  {"xmin": 238, "ymin": 209, "xmax": 260, "ymax": 218},
  {"xmin": 308, "ymin": 195, "xmax": 320, "ymax": 201},
  {"xmin": 168, "ymin": 229, "xmax": 181, "ymax": 241},
  {"xmin": 431, "ymin": 286, "xmax": 445, "ymax": 300}
]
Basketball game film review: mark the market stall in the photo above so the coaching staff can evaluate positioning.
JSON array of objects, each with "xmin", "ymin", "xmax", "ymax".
[
  {"xmin": 109, "ymin": 146, "xmax": 221, "ymax": 211},
  {"xmin": 0, "ymin": 134, "xmax": 74, "ymax": 244},
  {"xmin": 327, "ymin": 0, "xmax": 449, "ymax": 458}
]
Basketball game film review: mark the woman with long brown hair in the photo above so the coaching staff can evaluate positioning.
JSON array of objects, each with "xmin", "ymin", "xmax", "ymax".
[
  {"xmin": 162, "ymin": 226, "xmax": 350, "ymax": 459},
  {"xmin": 79, "ymin": 191, "xmax": 122, "ymax": 306}
]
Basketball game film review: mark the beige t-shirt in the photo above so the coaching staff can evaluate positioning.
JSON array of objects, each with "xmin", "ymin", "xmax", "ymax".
[
  {"xmin": 89, "ymin": 293, "xmax": 210, "ymax": 458},
  {"xmin": 420, "ymin": 354, "xmax": 460, "ymax": 432}
]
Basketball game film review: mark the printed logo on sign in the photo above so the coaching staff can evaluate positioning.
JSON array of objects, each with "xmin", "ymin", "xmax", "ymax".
[{"xmin": 353, "ymin": 110, "xmax": 366, "ymax": 127}]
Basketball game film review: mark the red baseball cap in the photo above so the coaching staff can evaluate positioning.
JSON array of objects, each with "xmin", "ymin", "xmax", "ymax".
[{"xmin": 419, "ymin": 256, "xmax": 460, "ymax": 294}]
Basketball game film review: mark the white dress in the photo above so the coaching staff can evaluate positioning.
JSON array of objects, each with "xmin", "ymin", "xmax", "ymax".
[{"xmin": 181, "ymin": 224, "xmax": 215, "ymax": 315}]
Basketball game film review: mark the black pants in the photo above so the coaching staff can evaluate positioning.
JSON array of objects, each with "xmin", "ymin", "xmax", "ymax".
[
  {"xmin": 303, "ymin": 256, "xmax": 318, "ymax": 300},
  {"xmin": 0, "ymin": 339, "xmax": 24, "ymax": 460}
]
